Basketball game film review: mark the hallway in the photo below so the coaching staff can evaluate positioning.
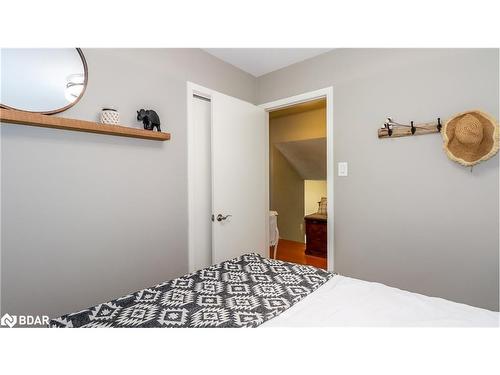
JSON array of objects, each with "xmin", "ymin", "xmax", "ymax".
[{"xmin": 270, "ymin": 239, "xmax": 327, "ymax": 270}]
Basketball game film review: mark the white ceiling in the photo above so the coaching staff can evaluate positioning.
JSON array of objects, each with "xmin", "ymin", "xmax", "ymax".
[{"xmin": 203, "ymin": 48, "xmax": 332, "ymax": 77}]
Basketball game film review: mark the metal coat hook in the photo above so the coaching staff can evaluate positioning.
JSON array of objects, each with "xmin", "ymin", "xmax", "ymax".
[{"xmin": 383, "ymin": 117, "xmax": 393, "ymax": 136}]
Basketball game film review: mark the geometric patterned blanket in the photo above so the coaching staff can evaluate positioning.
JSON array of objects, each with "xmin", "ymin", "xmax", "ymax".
[{"xmin": 49, "ymin": 253, "xmax": 334, "ymax": 328}]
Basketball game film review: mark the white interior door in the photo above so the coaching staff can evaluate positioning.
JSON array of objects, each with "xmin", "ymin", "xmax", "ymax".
[
  {"xmin": 190, "ymin": 95, "xmax": 213, "ymax": 270},
  {"xmin": 211, "ymin": 91, "xmax": 267, "ymax": 263}
]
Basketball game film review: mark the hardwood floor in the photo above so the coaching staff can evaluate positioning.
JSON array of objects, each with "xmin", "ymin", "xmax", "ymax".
[{"xmin": 269, "ymin": 239, "xmax": 327, "ymax": 270}]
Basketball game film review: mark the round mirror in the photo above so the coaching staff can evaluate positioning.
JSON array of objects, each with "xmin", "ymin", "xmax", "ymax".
[{"xmin": 0, "ymin": 48, "xmax": 88, "ymax": 114}]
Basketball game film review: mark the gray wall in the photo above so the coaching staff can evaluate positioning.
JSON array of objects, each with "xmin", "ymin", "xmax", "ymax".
[
  {"xmin": 1, "ymin": 48, "xmax": 256, "ymax": 318},
  {"xmin": 257, "ymin": 49, "xmax": 499, "ymax": 311}
]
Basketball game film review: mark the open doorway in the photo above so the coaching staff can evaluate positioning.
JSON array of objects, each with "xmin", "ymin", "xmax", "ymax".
[{"xmin": 267, "ymin": 98, "xmax": 328, "ymax": 269}]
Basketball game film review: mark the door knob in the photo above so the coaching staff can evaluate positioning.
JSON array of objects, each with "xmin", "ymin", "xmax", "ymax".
[{"xmin": 217, "ymin": 214, "xmax": 232, "ymax": 222}]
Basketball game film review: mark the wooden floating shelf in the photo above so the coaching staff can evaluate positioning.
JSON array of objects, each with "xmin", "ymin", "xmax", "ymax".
[
  {"xmin": 378, "ymin": 122, "xmax": 440, "ymax": 139},
  {"xmin": 0, "ymin": 109, "xmax": 170, "ymax": 141}
]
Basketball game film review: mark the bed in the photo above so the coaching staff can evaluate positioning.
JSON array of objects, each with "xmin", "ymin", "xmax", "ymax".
[
  {"xmin": 49, "ymin": 253, "xmax": 498, "ymax": 328},
  {"xmin": 262, "ymin": 275, "xmax": 498, "ymax": 327}
]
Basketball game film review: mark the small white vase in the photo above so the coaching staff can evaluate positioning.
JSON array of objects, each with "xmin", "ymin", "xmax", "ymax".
[{"xmin": 100, "ymin": 108, "xmax": 120, "ymax": 125}]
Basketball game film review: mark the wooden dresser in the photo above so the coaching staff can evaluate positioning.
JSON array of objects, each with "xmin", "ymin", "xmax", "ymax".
[{"xmin": 304, "ymin": 214, "xmax": 327, "ymax": 258}]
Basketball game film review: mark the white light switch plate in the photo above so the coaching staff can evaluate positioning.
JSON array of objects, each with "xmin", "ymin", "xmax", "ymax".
[{"xmin": 338, "ymin": 162, "xmax": 348, "ymax": 176}]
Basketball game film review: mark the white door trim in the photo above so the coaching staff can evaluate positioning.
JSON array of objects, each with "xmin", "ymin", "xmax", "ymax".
[
  {"xmin": 187, "ymin": 81, "xmax": 215, "ymax": 273},
  {"xmin": 259, "ymin": 87, "xmax": 335, "ymax": 272}
]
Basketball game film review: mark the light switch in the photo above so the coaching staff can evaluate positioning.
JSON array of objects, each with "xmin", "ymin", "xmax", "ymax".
[{"xmin": 338, "ymin": 162, "xmax": 348, "ymax": 177}]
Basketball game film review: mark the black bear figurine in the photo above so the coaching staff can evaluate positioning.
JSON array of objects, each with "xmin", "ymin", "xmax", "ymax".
[{"xmin": 137, "ymin": 109, "xmax": 161, "ymax": 132}]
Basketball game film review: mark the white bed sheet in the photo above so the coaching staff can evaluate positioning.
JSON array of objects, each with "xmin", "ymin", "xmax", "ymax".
[{"xmin": 262, "ymin": 275, "xmax": 499, "ymax": 327}]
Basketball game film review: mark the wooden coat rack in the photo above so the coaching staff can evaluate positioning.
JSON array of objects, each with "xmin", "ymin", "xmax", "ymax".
[{"xmin": 378, "ymin": 117, "xmax": 442, "ymax": 139}]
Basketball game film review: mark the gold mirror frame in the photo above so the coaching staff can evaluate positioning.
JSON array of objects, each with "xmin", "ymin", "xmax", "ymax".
[{"xmin": 0, "ymin": 48, "xmax": 88, "ymax": 115}]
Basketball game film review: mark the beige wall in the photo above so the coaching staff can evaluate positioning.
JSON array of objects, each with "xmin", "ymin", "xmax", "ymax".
[
  {"xmin": 305, "ymin": 180, "xmax": 327, "ymax": 216},
  {"xmin": 258, "ymin": 48, "xmax": 499, "ymax": 311},
  {"xmin": 269, "ymin": 108, "xmax": 326, "ymax": 242},
  {"xmin": 269, "ymin": 108, "xmax": 326, "ymax": 143},
  {"xmin": 271, "ymin": 148, "xmax": 305, "ymax": 242}
]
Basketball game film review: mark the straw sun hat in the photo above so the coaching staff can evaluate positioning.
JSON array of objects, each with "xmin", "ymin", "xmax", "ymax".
[{"xmin": 443, "ymin": 110, "xmax": 499, "ymax": 167}]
